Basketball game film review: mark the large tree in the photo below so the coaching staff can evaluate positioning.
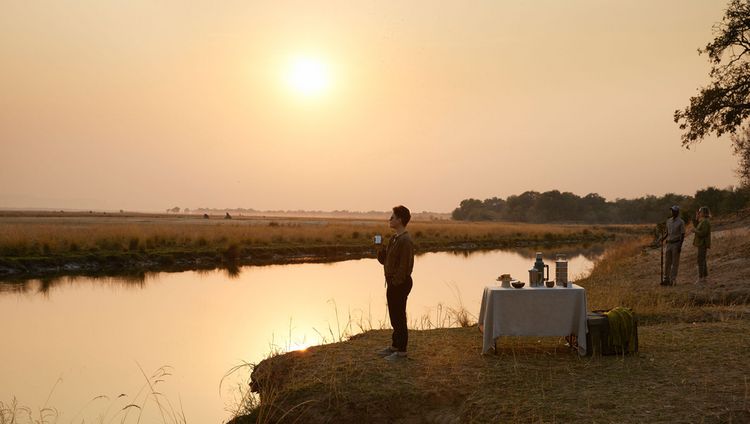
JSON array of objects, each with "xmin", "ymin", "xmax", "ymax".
[
  {"xmin": 675, "ymin": 0, "xmax": 750, "ymax": 144},
  {"xmin": 674, "ymin": 0, "xmax": 750, "ymax": 187}
]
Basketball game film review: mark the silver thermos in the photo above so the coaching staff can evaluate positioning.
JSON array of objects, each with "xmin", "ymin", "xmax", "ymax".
[{"xmin": 528, "ymin": 268, "xmax": 540, "ymax": 287}]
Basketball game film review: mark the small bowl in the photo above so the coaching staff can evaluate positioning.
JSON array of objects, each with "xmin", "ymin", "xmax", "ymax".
[
  {"xmin": 511, "ymin": 281, "xmax": 525, "ymax": 289},
  {"xmin": 545, "ymin": 280, "xmax": 555, "ymax": 288}
]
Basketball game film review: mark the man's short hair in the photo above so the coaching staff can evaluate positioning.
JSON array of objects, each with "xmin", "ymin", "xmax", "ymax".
[{"xmin": 392, "ymin": 205, "xmax": 411, "ymax": 226}]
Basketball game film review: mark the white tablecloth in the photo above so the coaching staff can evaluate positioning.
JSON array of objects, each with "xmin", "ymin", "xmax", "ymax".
[{"xmin": 478, "ymin": 284, "xmax": 588, "ymax": 355}]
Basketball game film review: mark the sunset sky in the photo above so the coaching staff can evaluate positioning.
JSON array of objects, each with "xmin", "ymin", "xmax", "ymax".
[{"xmin": 0, "ymin": 1, "xmax": 740, "ymax": 212}]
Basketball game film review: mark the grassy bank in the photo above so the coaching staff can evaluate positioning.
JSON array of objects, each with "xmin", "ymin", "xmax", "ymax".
[
  {"xmin": 0, "ymin": 212, "xmax": 645, "ymax": 280},
  {"xmin": 234, "ymin": 216, "xmax": 750, "ymax": 423}
]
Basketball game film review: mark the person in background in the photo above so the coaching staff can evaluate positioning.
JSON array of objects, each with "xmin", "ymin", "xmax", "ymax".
[
  {"xmin": 693, "ymin": 206, "xmax": 712, "ymax": 283},
  {"xmin": 662, "ymin": 205, "xmax": 685, "ymax": 286},
  {"xmin": 375, "ymin": 205, "xmax": 414, "ymax": 361}
]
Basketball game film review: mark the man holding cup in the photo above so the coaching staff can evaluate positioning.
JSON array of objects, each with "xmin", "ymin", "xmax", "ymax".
[{"xmin": 375, "ymin": 205, "xmax": 414, "ymax": 361}]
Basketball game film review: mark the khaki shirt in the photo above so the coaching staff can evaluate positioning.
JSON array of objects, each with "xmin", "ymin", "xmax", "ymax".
[
  {"xmin": 377, "ymin": 231, "xmax": 414, "ymax": 286},
  {"xmin": 666, "ymin": 216, "xmax": 685, "ymax": 244}
]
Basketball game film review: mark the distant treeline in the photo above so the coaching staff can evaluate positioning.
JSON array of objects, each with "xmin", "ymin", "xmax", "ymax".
[
  {"xmin": 452, "ymin": 187, "xmax": 750, "ymax": 224},
  {"xmin": 166, "ymin": 207, "xmax": 448, "ymax": 220}
]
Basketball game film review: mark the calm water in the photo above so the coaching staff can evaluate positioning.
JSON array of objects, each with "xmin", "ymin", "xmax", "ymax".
[{"xmin": 0, "ymin": 245, "xmax": 603, "ymax": 423}]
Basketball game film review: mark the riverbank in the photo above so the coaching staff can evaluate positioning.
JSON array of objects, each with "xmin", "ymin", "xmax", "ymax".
[
  {"xmin": 0, "ymin": 213, "xmax": 645, "ymax": 280},
  {"xmin": 234, "ymin": 212, "xmax": 750, "ymax": 423}
]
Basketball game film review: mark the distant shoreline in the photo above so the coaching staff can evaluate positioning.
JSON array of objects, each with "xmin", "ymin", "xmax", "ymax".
[
  {"xmin": 0, "ymin": 213, "xmax": 647, "ymax": 281},
  {"xmin": 0, "ymin": 238, "xmax": 617, "ymax": 282}
]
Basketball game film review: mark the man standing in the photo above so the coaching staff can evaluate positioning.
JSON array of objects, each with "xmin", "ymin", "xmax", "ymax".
[
  {"xmin": 662, "ymin": 205, "xmax": 685, "ymax": 286},
  {"xmin": 376, "ymin": 205, "xmax": 414, "ymax": 361}
]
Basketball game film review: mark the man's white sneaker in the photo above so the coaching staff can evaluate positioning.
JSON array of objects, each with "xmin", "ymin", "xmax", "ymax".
[
  {"xmin": 384, "ymin": 351, "xmax": 407, "ymax": 361},
  {"xmin": 376, "ymin": 346, "xmax": 397, "ymax": 357}
]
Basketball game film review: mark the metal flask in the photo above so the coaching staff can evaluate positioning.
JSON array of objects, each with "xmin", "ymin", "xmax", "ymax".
[
  {"xmin": 533, "ymin": 252, "xmax": 550, "ymax": 285},
  {"xmin": 555, "ymin": 254, "xmax": 568, "ymax": 287}
]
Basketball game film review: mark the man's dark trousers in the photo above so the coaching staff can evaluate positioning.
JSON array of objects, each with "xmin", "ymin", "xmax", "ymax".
[{"xmin": 386, "ymin": 276, "xmax": 413, "ymax": 352}]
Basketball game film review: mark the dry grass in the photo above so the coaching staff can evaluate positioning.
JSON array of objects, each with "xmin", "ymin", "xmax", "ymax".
[
  {"xmin": 235, "ymin": 320, "xmax": 750, "ymax": 424},
  {"xmin": 583, "ymin": 226, "xmax": 750, "ymax": 323},
  {"xmin": 0, "ymin": 214, "xmax": 636, "ymax": 258},
  {"xmin": 235, "ymin": 218, "xmax": 750, "ymax": 424},
  {"xmin": 0, "ymin": 365, "xmax": 186, "ymax": 424}
]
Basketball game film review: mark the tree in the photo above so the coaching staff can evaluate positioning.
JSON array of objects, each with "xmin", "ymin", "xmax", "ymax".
[
  {"xmin": 731, "ymin": 125, "xmax": 750, "ymax": 186},
  {"xmin": 674, "ymin": 0, "xmax": 750, "ymax": 146},
  {"xmin": 505, "ymin": 191, "xmax": 539, "ymax": 222},
  {"xmin": 694, "ymin": 186, "xmax": 727, "ymax": 215},
  {"xmin": 581, "ymin": 193, "xmax": 608, "ymax": 222},
  {"xmin": 451, "ymin": 198, "xmax": 483, "ymax": 220},
  {"xmin": 482, "ymin": 197, "xmax": 506, "ymax": 214}
]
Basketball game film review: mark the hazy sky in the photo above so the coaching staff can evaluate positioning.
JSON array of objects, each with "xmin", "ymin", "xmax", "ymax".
[{"xmin": 0, "ymin": 1, "xmax": 740, "ymax": 212}]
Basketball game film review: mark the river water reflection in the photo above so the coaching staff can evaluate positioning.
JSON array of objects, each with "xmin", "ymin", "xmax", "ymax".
[{"xmin": 0, "ymin": 245, "xmax": 604, "ymax": 423}]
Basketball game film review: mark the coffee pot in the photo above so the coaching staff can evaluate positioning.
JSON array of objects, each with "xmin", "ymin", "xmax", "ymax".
[
  {"xmin": 528, "ymin": 268, "xmax": 540, "ymax": 287},
  {"xmin": 532, "ymin": 252, "xmax": 549, "ymax": 286}
]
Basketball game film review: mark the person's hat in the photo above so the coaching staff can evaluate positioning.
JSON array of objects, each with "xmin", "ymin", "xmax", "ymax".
[{"xmin": 670, "ymin": 205, "xmax": 680, "ymax": 212}]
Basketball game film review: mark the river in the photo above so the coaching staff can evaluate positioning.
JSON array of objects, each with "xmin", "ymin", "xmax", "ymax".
[{"xmin": 0, "ymin": 245, "xmax": 604, "ymax": 423}]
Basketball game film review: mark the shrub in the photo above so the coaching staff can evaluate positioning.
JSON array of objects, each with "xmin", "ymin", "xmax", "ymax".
[{"xmin": 224, "ymin": 244, "xmax": 241, "ymax": 261}]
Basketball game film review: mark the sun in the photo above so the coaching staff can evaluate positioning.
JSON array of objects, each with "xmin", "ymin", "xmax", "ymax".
[{"xmin": 283, "ymin": 55, "xmax": 330, "ymax": 97}]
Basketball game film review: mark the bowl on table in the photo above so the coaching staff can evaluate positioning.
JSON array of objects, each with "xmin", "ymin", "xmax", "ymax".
[
  {"xmin": 511, "ymin": 281, "xmax": 525, "ymax": 289},
  {"xmin": 545, "ymin": 280, "xmax": 555, "ymax": 288}
]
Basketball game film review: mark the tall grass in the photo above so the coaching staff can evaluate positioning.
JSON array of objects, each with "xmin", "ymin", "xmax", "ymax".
[
  {"xmin": 223, "ymin": 296, "xmax": 478, "ymax": 424},
  {"xmin": 573, "ymin": 227, "xmax": 750, "ymax": 324},
  {"xmin": 0, "ymin": 215, "xmax": 638, "ymax": 258},
  {"xmin": 1, "ymin": 365, "xmax": 186, "ymax": 424}
]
